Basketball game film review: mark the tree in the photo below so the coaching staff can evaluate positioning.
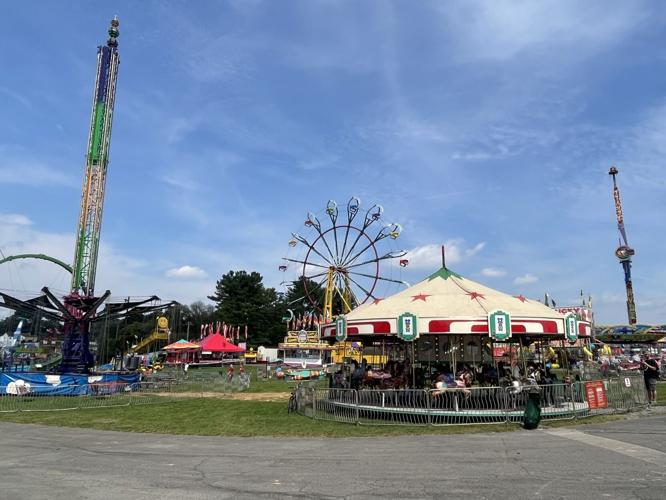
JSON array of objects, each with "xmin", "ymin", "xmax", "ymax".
[
  {"xmin": 180, "ymin": 301, "xmax": 216, "ymax": 339},
  {"xmin": 283, "ymin": 277, "xmax": 323, "ymax": 317},
  {"xmin": 283, "ymin": 276, "xmax": 354, "ymax": 319},
  {"xmin": 208, "ymin": 270, "xmax": 285, "ymax": 346}
]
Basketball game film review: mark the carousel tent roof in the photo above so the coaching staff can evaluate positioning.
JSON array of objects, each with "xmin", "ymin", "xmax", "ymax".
[
  {"xmin": 164, "ymin": 339, "xmax": 200, "ymax": 351},
  {"xmin": 321, "ymin": 266, "xmax": 584, "ymax": 337},
  {"xmin": 349, "ymin": 267, "xmax": 562, "ymax": 320},
  {"xmin": 199, "ymin": 333, "xmax": 245, "ymax": 353}
]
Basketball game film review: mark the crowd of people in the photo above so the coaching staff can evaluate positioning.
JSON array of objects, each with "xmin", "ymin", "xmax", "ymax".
[{"xmin": 328, "ymin": 349, "xmax": 662, "ymax": 405}]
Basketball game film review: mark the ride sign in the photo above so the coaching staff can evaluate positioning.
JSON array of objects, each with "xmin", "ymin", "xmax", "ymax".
[
  {"xmin": 564, "ymin": 312, "xmax": 578, "ymax": 342},
  {"xmin": 584, "ymin": 381, "xmax": 608, "ymax": 409},
  {"xmin": 335, "ymin": 315, "xmax": 347, "ymax": 342},
  {"xmin": 397, "ymin": 312, "xmax": 418, "ymax": 341},
  {"xmin": 488, "ymin": 309, "xmax": 511, "ymax": 341}
]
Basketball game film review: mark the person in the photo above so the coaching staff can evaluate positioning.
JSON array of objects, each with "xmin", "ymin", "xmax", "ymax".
[
  {"xmin": 184, "ymin": 362, "xmax": 189, "ymax": 375},
  {"xmin": 333, "ymin": 369, "xmax": 346, "ymax": 388},
  {"xmin": 510, "ymin": 360, "xmax": 521, "ymax": 381},
  {"xmin": 350, "ymin": 360, "xmax": 364, "ymax": 390},
  {"xmin": 227, "ymin": 364, "xmax": 235, "ymax": 382},
  {"xmin": 641, "ymin": 355, "xmax": 659, "ymax": 405}
]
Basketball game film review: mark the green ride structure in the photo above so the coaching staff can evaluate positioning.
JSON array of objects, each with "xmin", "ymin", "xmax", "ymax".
[{"xmin": 0, "ymin": 18, "xmax": 174, "ymax": 374}]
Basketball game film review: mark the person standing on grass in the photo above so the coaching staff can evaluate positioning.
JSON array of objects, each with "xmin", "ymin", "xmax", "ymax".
[{"xmin": 641, "ymin": 355, "xmax": 659, "ymax": 405}]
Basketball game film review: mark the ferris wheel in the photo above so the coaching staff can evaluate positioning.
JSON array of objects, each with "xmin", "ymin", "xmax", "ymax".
[{"xmin": 280, "ymin": 197, "xmax": 409, "ymax": 321}]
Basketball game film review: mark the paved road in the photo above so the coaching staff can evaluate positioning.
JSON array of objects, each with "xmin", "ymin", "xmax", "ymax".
[{"xmin": 0, "ymin": 415, "xmax": 665, "ymax": 499}]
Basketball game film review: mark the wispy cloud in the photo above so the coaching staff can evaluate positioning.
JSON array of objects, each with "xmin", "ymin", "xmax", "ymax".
[
  {"xmin": 0, "ymin": 214, "xmax": 33, "ymax": 226},
  {"xmin": 481, "ymin": 267, "xmax": 507, "ymax": 278},
  {"xmin": 514, "ymin": 273, "xmax": 539, "ymax": 285},
  {"xmin": 438, "ymin": 0, "xmax": 647, "ymax": 62},
  {"xmin": 0, "ymin": 161, "xmax": 77, "ymax": 188},
  {"xmin": 406, "ymin": 240, "xmax": 486, "ymax": 270},
  {"xmin": 0, "ymin": 86, "xmax": 32, "ymax": 109}
]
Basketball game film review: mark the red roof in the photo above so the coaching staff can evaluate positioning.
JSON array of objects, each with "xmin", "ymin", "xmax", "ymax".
[{"xmin": 199, "ymin": 333, "xmax": 245, "ymax": 353}]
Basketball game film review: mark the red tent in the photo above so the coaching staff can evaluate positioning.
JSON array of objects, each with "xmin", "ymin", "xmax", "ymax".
[{"xmin": 199, "ymin": 333, "xmax": 245, "ymax": 353}]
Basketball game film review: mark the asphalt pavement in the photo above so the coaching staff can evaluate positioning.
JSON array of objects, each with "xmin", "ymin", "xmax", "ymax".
[{"xmin": 0, "ymin": 413, "xmax": 665, "ymax": 499}]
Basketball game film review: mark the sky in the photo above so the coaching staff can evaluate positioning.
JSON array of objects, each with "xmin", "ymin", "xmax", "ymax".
[{"xmin": 1, "ymin": 0, "xmax": 665, "ymax": 324}]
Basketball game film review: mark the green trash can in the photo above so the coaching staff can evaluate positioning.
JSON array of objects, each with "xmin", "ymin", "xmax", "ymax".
[{"xmin": 523, "ymin": 386, "xmax": 542, "ymax": 430}]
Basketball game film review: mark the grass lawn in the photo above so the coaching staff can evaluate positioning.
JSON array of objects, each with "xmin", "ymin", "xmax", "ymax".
[
  {"xmin": 0, "ymin": 396, "xmax": 651, "ymax": 438},
  {"xmin": 0, "ymin": 398, "xmax": 526, "ymax": 437},
  {"xmin": 0, "ymin": 372, "xmax": 661, "ymax": 437},
  {"xmin": 656, "ymin": 381, "xmax": 666, "ymax": 406}
]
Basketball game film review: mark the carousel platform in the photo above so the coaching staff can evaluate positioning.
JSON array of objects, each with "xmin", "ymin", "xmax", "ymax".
[{"xmin": 315, "ymin": 390, "xmax": 590, "ymax": 423}]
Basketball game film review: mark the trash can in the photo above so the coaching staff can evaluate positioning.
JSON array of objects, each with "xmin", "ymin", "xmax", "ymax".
[{"xmin": 523, "ymin": 386, "xmax": 542, "ymax": 430}]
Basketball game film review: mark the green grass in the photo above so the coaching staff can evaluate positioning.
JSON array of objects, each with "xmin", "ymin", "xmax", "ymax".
[
  {"xmin": 656, "ymin": 381, "xmax": 666, "ymax": 406},
  {"xmin": 0, "ymin": 398, "xmax": 523, "ymax": 437},
  {"xmin": 0, "ymin": 373, "xmax": 661, "ymax": 437}
]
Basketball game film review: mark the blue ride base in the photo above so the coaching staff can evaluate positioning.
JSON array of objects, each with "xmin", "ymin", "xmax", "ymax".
[{"xmin": 0, "ymin": 371, "xmax": 140, "ymax": 395}]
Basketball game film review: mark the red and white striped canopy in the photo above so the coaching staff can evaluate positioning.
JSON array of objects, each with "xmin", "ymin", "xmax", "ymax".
[{"xmin": 321, "ymin": 267, "xmax": 591, "ymax": 338}]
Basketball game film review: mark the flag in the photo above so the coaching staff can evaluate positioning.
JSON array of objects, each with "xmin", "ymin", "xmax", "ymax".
[
  {"xmin": 236, "ymin": 327, "xmax": 240, "ymax": 341},
  {"xmin": 244, "ymin": 324, "xmax": 248, "ymax": 340}
]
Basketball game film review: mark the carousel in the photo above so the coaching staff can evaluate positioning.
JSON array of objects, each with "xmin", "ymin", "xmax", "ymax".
[{"xmin": 317, "ymin": 265, "xmax": 593, "ymax": 422}]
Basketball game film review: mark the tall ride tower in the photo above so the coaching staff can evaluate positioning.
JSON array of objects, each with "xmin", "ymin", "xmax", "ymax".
[
  {"xmin": 71, "ymin": 17, "xmax": 120, "ymax": 297},
  {"xmin": 609, "ymin": 167, "xmax": 637, "ymax": 325}
]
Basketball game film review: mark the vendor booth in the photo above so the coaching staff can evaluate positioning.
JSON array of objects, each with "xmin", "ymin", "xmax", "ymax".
[
  {"xmin": 164, "ymin": 339, "xmax": 200, "ymax": 365},
  {"xmin": 197, "ymin": 332, "xmax": 245, "ymax": 364}
]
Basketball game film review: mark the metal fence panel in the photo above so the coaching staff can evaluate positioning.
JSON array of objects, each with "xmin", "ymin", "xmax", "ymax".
[
  {"xmin": 429, "ymin": 386, "xmax": 508, "ymax": 425},
  {"xmin": 297, "ymin": 375, "xmax": 650, "ymax": 427},
  {"xmin": 538, "ymin": 383, "xmax": 577, "ymax": 421},
  {"xmin": 0, "ymin": 381, "xmax": 185, "ymax": 413},
  {"xmin": 311, "ymin": 388, "xmax": 358, "ymax": 423},
  {"xmin": 356, "ymin": 390, "xmax": 430, "ymax": 426}
]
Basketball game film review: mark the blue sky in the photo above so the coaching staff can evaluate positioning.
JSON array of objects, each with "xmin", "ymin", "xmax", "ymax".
[{"xmin": 1, "ymin": 1, "xmax": 665, "ymax": 324}]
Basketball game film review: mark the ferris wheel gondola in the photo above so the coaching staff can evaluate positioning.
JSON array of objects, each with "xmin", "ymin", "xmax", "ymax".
[{"xmin": 281, "ymin": 198, "xmax": 408, "ymax": 321}]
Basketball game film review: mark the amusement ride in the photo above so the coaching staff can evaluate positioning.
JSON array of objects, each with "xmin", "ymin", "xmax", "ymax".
[
  {"xmin": 608, "ymin": 167, "xmax": 637, "ymax": 325},
  {"xmin": 0, "ymin": 18, "xmax": 176, "ymax": 376},
  {"xmin": 281, "ymin": 197, "xmax": 409, "ymax": 322}
]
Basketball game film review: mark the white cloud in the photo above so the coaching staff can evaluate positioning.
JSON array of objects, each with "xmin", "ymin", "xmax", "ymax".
[
  {"xmin": 513, "ymin": 273, "xmax": 538, "ymax": 285},
  {"xmin": 165, "ymin": 265, "xmax": 208, "ymax": 279},
  {"xmin": 0, "ymin": 161, "xmax": 78, "ymax": 188},
  {"xmin": 481, "ymin": 267, "xmax": 506, "ymax": 278},
  {"xmin": 406, "ymin": 240, "xmax": 486, "ymax": 270},
  {"xmin": 0, "ymin": 214, "xmax": 33, "ymax": 226},
  {"xmin": 440, "ymin": 0, "xmax": 646, "ymax": 62},
  {"xmin": 0, "ymin": 216, "xmax": 216, "ymax": 306}
]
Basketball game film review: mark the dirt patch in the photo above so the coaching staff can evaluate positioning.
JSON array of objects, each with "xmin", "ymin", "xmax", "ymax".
[{"xmin": 158, "ymin": 392, "xmax": 290, "ymax": 402}]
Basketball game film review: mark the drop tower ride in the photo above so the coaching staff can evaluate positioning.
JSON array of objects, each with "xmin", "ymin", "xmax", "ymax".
[
  {"xmin": 59, "ymin": 18, "xmax": 121, "ymax": 372},
  {"xmin": 71, "ymin": 17, "xmax": 120, "ymax": 296},
  {"xmin": 608, "ymin": 166, "xmax": 637, "ymax": 325}
]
